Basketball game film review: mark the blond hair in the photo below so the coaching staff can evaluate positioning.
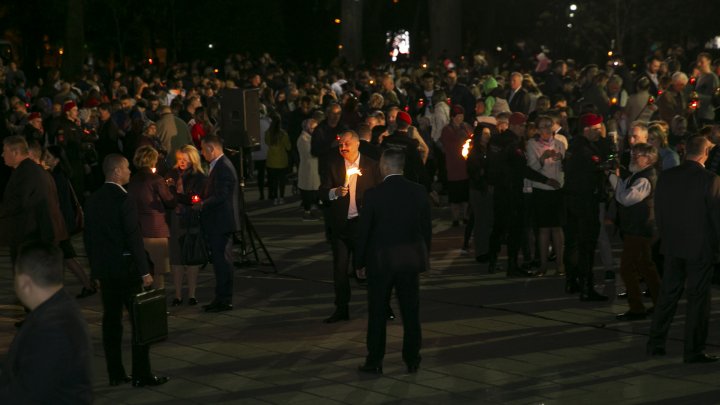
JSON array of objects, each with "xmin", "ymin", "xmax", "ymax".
[
  {"xmin": 175, "ymin": 145, "xmax": 206, "ymax": 174},
  {"xmin": 133, "ymin": 145, "xmax": 159, "ymax": 169}
]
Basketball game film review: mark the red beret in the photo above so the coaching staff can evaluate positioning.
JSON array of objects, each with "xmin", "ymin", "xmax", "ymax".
[
  {"xmin": 396, "ymin": 110, "xmax": 412, "ymax": 126},
  {"xmin": 27, "ymin": 112, "xmax": 42, "ymax": 121},
  {"xmin": 580, "ymin": 113, "xmax": 603, "ymax": 127},
  {"xmin": 62, "ymin": 100, "xmax": 77, "ymax": 113},
  {"xmin": 508, "ymin": 112, "xmax": 527, "ymax": 126},
  {"xmin": 451, "ymin": 104, "xmax": 465, "ymax": 117}
]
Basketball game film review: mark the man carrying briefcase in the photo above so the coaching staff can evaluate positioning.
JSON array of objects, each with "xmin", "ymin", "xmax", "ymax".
[{"xmin": 84, "ymin": 154, "xmax": 169, "ymax": 387}]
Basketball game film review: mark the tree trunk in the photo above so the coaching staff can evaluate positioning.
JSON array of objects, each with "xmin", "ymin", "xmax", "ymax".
[
  {"xmin": 63, "ymin": 0, "xmax": 85, "ymax": 79},
  {"xmin": 428, "ymin": 0, "xmax": 462, "ymax": 62},
  {"xmin": 340, "ymin": 0, "xmax": 363, "ymax": 65}
]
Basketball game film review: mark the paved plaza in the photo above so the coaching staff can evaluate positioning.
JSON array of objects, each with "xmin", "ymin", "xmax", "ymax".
[{"xmin": 2, "ymin": 187, "xmax": 720, "ymax": 404}]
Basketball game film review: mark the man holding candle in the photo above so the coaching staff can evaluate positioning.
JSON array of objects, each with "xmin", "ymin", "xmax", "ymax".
[{"xmin": 319, "ymin": 130, "xmax": 382, "ymax": 323}]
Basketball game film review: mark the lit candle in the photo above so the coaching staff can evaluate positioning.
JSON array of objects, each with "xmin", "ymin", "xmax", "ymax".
[
  {"xmin": 191, "ymin": 195, "xmax": 201, "ymax": 204},
  {"xmin": 151, "ymin": 167, "xmax": 157, "ymax": 174},
  {"xmin": 345, "ymin": 167, "xmax": 362, "ymax": 187},
  {"xmin": 461, "ymin": 139, "xmax": 472, "ymax": 159}
]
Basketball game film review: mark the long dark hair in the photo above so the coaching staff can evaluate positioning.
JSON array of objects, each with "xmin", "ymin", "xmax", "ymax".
[
  {"xmin": 45, "ymin": 145, "xmax": 73, "ymax": 177},
  {"xmin": 265, "ymin": 112, "xmax": 285, "ymax": 145}
]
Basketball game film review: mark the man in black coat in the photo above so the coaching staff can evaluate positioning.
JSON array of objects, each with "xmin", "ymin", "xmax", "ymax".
[
  {"xmin": 648, "ymin": 135, "xmax": 720, "ymax": 363},
  {"xmin": 380, "ymin": 111, "xmax": 428, "ymax": 188},
  {"xmin": 355, "ymin": 148, "xmax": 432, "ymax": 375},
  {"xmin": 0, "ymin": 136, "xmax": 67, "ymax": 263},
  {"xmin": 319, "ymin": 130, "xmax": 382, "ymax": 323},
  {"xmin": 84, "ymin": 154, "xmax": 168, "ymax": 387},
  {"xmin": 0, "ymin": 242, "xmax": 93, "ymax": 403},
  {"xmin": 506, "ymin": 72, "xmax": 531, "ymax": 115},
  {"xmin": 198, "ymin": 135, "xmax": 241, "ymax": 312}
]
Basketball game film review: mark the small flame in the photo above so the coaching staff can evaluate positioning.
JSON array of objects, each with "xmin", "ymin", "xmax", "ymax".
[
  {"xmin": 344, "ymin": 167, "xmax": 363, "ymax": 186},
  {"xmin": 461, "ymin": 139, "xmax": 472, "ymax": 159},
  {"xmin": 151, "ymin": 167, "xmax": 157, "ymax": 174}
]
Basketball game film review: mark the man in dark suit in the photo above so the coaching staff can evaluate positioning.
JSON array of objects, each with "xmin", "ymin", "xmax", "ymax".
[
  {"xmin": 648, "ymin": 135, "xmax": 720, "ymax": 363},
  {"xmin": 198, "ymin": 135, "xmax": 241, "ymax": 312},
  {"xmin": 0, "ymin": 135, "xmax": 66, "ymax": 263},
  {"xmin": 506, "ymin": 72, "xmax": 531, "ymax": 115},
  {"xmin": 319, "ymin": 130, "xmax": 382, "ymax": 323},
  {"xmin": 355, "ymin": 148, "xmax": 432, "ymax": 375},
  {"xmin": 84, "ymin": 154, "xmax": 168, "ymax": 387},
  {"xmin": 0, "ymin": 242, "xmax": 92, "ymax": 403}
]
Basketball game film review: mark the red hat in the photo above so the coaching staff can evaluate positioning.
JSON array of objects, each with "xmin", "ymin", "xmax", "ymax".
[
  {"xmin": 508, "ymin": 112, "xmax": 527, "ymax": 126},
  {"xmin": 62, "ymin": 100, "xmax": 77, "ymax": 113},
  {"xmin": 396, "ymin": 110, "xmax": 412, "ymax": 126},
  {"xmin": 27, "ymin": 112, "xmax": 42, "ymax": 121},
  {"xmin": 450, "ymin": 104, "xmax": 465, "ymax": 117},
  {"xmin": 580, "ymin": 113, "xmax": 603, "ymax": 127}
]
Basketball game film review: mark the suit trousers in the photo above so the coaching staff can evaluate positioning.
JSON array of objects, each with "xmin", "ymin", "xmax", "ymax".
[
  {"xmin": 330, "ymin": 218, "xmax": 358, "ymax": 309},
  {"xmin": 619, "ymin": 235, "xmax": 660, "ymax": 313},
  {"xmin": 207, "ymin": 232, "xmax": 234, "ymax": 303},
  {"xmin": 100, "ymin": 280, "xmax": 152, "ymax": 380},
  {"xmin": 489, "ymin": 190, "xmax": 522, "ymax": 263},
  {"xmin": 366, "ymin": 270, "xmax": 421, "ymax": 367},
  {"xmin": 648, "ymin": 257, "xmax": 714, "ymax": 358},
  {"xmin": 563, "ymin": 195, "xmax": 599, "ymax": 286}
]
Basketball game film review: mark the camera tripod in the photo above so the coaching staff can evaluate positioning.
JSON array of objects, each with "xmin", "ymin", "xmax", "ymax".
[{"xmin": 226, "ymin": 147, "xmax": 276, "ymax": 273}]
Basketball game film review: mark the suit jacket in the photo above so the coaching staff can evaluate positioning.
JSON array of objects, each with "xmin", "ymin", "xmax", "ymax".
[
  {"xmin": 84, "ymin": 182, "xmax": 150, "ymax": 282},
  {"xmin": 355, "ymin": 175, "xmax": 432, "ymax": 273},
  {"xmin": 0, "ymin": 289, "xmax": 92, "ymax": 404},
  {"xmin": 655, "ymin": 160, "xmax": 720, "ymax": 261},
  {"xmin": 319, "ymin": 153, "xmax": 381, "ymax": 234},
  {"xmin": 127, "ymin": 168, "xmax": 177, "ymax": 238},
  {"xmin": 0, "ymin": 158, "xmax": 67, "ymax": 246},
  {"xmin": 201, "ymin": 154, "xmax": 241, "ymax": 235},
  {"xmin": 506, "ymin": 87, "xmax": 531, "ymax": 115}
]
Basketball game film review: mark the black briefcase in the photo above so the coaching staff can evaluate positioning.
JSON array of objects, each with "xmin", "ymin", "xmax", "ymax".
[{"xmin": 131, "ymin": 288, "xmax": 168, "ymax": 345}]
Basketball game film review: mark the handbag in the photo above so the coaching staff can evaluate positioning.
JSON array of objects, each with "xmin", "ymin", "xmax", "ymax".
[
  {"xmin": 179, "ymin": 227, "xmax": 209, "ymax": 266},
  {"xmin": 131, "ymin": 288, "xmax": 168, "ymax": 345},
  {"xmin": 68, "ymin": 181, "xmax": 84, "ymax": 235}
]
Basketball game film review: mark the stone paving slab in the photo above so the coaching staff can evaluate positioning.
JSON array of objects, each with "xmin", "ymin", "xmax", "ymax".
[{"xmin": 2, "ymin": 190, "xmax": 720, "ymax": 404}]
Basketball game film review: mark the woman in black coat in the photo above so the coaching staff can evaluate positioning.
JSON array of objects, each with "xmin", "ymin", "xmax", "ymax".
[
  {"xmin": 165, "ymin": 145, "xmax": 208, "ymax": 306},
  {"xmin": 43, "ymin": 146, "xmax": 96, "ymax": 298}
]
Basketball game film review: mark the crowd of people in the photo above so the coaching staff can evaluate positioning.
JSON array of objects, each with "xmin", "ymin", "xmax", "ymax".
[{"xmin": 1, "ymin": 43, "xmax": 720, "ymax": 399}]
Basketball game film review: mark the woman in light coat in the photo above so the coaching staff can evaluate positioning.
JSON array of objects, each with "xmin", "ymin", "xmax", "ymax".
[{"xmin": 296, "ymin": 118, "xmax": 320, "ymax": 220}]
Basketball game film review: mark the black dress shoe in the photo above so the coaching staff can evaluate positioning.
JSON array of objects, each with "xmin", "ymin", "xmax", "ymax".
[
  {"xmin": 132, "ymin": 375, "xmax": 169, "ymax": 387},
  {"xmin": 406, "ymin": 356, "xmax": 421, "ymax": 373},
  {"xmin": 171, "ymin": 298, "xmax": 182, "ymax": 306},
  {"xmin": 616, "ymin": 311, "xmax": 647, "ymax": 321},
  {"xmin": 109, "ymin": 375, "xmax": 132, "ymax": 386},
  {"xmin": 580, "ymin": 290, "xmax": 609, "ymax": 302},
  {"xmin": 684, "ymin": 353, "xmax": 719, "ymax": 364},
  {"xmin": 205, "ymin": 302, "xmax": 233, "ymax": 313},
  {"xmin": 647, "ymin": 347, "xmax": 666, "ymax": 356},
  {"xmin": 188, "ymin": 297, "xmax": 198, "ymax": 306},
  {"xmin": 506, "ymin": 269, "xmax": 533, "ymax": 278},
  {"xmin": 387, "ymin": 308, "xmax": 395, "ymax": 321},
  {"xmin": 323, "ymin": 310, "xmax": 349, "ymax": 323},
  {"xmin": 357, "ymin": 363, "xmax": 383, "ymax": 375}
]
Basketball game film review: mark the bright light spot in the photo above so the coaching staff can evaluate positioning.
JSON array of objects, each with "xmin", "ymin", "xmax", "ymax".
[
  {"xmin": 705, "ymin": 36, "xmax": 720, "ymax": 49},
  {"xmin": 387, "ymin": 30, "xmax": 410, "ymax": 62},
  {"xmin": 338, "ymin": 44, "xmax": 344, "ymax": 49},
  {"xmin": 608, "ymin": 51, "xmax": 613, "ymax": 57},
  {"xmin": 567, "ymin": 23, "xmax": 573, "ymax": 28},
  {"xmin": 148, "ymin": 58, "xmax": 153, "ymax": 64},
  {"xmin": 213, "ymin": 68, "xmax": 219, "ymax": 74},
  {"xmin": 334, "ymin": 18, "xmax": 341, "ymax": 24},
  {"xmin": 461, "ymin": 138, "xmax": 472, "ymax": 159},
  {"xmin": 569, "ymin": 12, "xmax": 574, "ymax": 17},
  {"xmin": 208, "ymin": 44, "xmax": 213, "ymax": 49},
  {"xmin": 58, "ymin": 48, "xmax": 64, "ymax": 55},
  {"xmin": 496, "ymin": 46, "xmax": 503, "ymax": 52},
  {"xmin": 569, "ymin": 4, "xmax": 577, "ymax": 11}
]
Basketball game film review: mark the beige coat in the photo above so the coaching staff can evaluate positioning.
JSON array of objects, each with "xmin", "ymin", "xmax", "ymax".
[{"xmin": 297, "ymin": 131, "xmax": 320, "ymax": 190}]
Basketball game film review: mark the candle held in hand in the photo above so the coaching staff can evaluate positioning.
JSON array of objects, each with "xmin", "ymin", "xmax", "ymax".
[{"xmin": 344, "ymin": 167, "xmax": 363, "ymax": 187}]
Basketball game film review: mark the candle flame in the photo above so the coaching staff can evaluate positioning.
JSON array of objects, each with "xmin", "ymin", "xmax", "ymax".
[
  {"xmin": 344, "ymin": 167, "xmax": 363, "ymax": 186},
  {"xmin": 461, "ymin": 139, "xmax": 472, "ymax": 159}
]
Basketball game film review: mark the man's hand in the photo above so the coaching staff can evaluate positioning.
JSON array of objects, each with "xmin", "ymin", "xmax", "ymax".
[
  {"xmin": 336, "ymin": 186, "xmax": 349, "ymax": 197},
  {"xmin": 142, "ymin": 274, "xmax": 154, "ymax": 288},
  {"xmin": 545, "ymin": 179, "xmax": 561, "ymax": 189}
]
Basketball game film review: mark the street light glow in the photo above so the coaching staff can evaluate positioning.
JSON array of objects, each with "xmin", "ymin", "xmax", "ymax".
[
  {"xmin": 334, "ymin": 18, "xmax": 341, "ymax": 24},
  {"xmin": 570, "ymin": 4, "xmax": 577, "ymax": 11},
  {"xmin": 208, "ymin": 43, "xmax": 213, "ymax": 49}
]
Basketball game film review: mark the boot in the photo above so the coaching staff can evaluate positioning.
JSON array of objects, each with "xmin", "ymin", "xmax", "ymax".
[{"xmin": 506, "ymin": 256, "xmax": 532, "ymax": 278}]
